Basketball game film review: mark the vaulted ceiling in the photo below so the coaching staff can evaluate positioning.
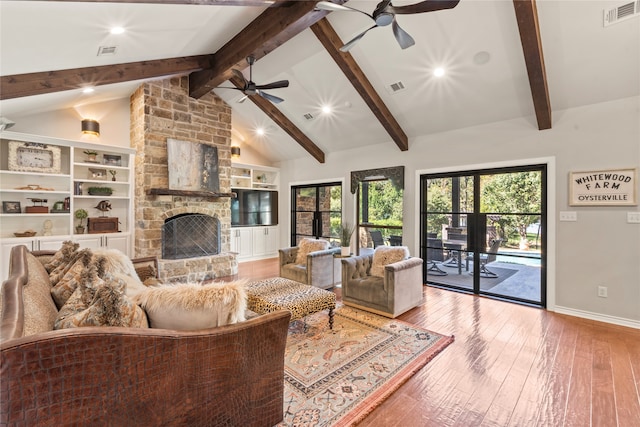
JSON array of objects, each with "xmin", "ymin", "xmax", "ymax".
[{"xmin": 1, "ymin": 1, "xmax": 638, "ymax": 164}]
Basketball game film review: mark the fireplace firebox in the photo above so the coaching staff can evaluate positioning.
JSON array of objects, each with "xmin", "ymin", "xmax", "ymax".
[{"xmin": 162, "ymin": 213, "xmax": 220, "ymax": 260}]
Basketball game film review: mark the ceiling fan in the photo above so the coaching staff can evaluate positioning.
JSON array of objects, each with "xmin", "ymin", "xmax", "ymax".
[
  {"xmin": 316, "ymin": 0, "xmax": 460, "ymax": 52},
  {"xmin": 220, "ymin": 55, "xmax": 289, "ymax": 104}
]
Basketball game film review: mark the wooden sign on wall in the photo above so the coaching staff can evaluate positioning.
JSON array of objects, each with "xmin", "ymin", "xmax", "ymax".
[{"xmin": 569, "ymin": 168, "xmax": 637, "ymax": 206}]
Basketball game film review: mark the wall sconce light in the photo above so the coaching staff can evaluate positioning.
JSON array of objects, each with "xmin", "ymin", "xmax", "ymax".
[
  {"xmin": 81, "ymin": 119, "xmax": 100, "ymax": 137},
  {"xmin": 231, "ymin": 145, "xmax": 241, "ymax": 159}
]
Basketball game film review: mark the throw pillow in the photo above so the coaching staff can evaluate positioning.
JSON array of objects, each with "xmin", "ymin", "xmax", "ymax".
[
  {"xmin": 370, "ymin": 246, "xmax": 410, "ymax": 277},
  {"xmin": 43, "ymin": 240, "xmax": 79, "ymax": 273},
  {"xmin": 294, "ymin": 238, "xmax": 330, "ymax": 265},
  {"xmin": 93, "ymin": 247, "xmax": 139, "ymax": 278},
  {"xmin": 55, "ymin": 269, "xmax": 148, "ymax": 330},
  {"xmin": 23, "ymin": 252, "xmax": 59, "ymax": 336},
  {"xmin": 50, "ymin": 250, "xmax": 95, "ymax": 309},
  {"xmin": 133, "ymin": 280, "xmax": 248, "ymax": 330},
  {"xmin": 49, "ymin": 247, "xmax": 88, "ymax": 287}
]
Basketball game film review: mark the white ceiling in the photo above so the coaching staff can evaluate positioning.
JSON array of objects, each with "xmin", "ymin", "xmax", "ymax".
[{"xmin": 1, "ymin": 1, "xmax": 639, "ymax": 163}]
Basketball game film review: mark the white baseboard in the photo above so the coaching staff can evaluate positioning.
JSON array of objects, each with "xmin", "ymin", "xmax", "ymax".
[{"xmin": 553, "ymin": 305, "xmax": 640, "ymax": 329}]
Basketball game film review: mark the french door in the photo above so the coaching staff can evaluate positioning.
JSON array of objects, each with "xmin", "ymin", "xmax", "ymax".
[
  {"xmin": 420, "ymin": 165, "xmax": 546, "ymax": 307},
  {"xmin": 290, "ymin": 183, "xmax": 342, "ymax": 246}
]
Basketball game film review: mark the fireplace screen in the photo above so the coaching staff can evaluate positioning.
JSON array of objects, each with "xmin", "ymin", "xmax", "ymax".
[{"xmin": 162, "ymin": 213, "xmax": 220, "ymax": 260}]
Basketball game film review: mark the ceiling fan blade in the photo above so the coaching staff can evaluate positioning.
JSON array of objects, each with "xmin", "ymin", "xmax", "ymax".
[
  {"xmin": 258, "ymin": 91, "xmax": 284, "ymax": 104},
  {"xmin": 218, "ymin": 86, "xmax": 244, "ymax": 91},
  {"xmin": 231, "ymin": 68, "xmax": 248, "ymax": 86},
  {"xmin": 340, "ymin": 24, "xmax": 378, "ymax": 52},
  {"xmin": 256, "ymin": 80, "xmax": 289, "ymax": 90},
  {"xmin": 392, "ymin": 18, "xmax": 415, "ymax": 50},
  {"xmin": 388, "ymin": 0, "xmax": 460, "ymax": 15},
  {"xmin": 315, "ymin": 1, "xmax": 374, "ymax": 20}
]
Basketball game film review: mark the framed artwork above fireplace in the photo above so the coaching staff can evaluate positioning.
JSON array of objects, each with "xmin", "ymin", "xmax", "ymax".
[{"xmin": 167, "ymin": 138, "xmax": 220, "ymax": 192}]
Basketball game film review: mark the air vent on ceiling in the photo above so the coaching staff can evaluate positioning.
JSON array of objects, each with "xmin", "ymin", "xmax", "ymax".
[
  {"xmin": 97, "ymin": 46, "xmax": 118, "ymax": 56},
  {"xmin": 303, "ymin": 112, "xmax": 315, "ymax": 121},
  {"xmin": 603, "ymin": 1, "xmax": 640, "ymax": 26},
  {"xmin": 386, "ymin": 81, "xmax": 406, "ymax": 94}
]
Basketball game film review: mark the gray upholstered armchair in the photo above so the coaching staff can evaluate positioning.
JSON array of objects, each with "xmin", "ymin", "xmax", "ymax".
[
  {"xmin": 279, "ymin": 238, "xmax": 340, "ymax": 289},
  {"xmin": 341, "ymin": 247, "xmax": 424, "ymax": 318}
]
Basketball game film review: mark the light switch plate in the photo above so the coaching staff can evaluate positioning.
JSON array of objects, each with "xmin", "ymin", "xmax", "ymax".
[
  {"xmin": 559, "ymin": 211, "xmax": 577, "ymax": 222},
  {"xmin": 628, "ymin": 212, "xmax": 640, "ymax": 223}
]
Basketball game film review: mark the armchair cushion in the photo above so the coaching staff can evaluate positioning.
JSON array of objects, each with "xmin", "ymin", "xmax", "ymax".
[
  {"xmin": 294, "ymin": 238, "xmax": 330, "ymax": 265},
  {"xmin": 133, "ymin": 279, "xmax": 248, "ymax": 330},
  {"xmin": 370, "ymin": 246, "xmax": 410, "ymax": 277}
]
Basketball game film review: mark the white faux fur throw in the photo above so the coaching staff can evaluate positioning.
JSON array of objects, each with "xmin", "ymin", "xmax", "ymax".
[
  {"xmin": 133, "ymin": 280, "xmax": 248, "ymax": 330},
  {"xmin": 92, "ymin": 248, "xmax": 139, "ymax": 278}
]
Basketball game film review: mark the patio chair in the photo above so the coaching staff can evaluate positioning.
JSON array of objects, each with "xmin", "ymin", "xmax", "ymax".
[
  {"xmin": 467, "ymin": 239, "xmax": 503, "ymax": 278},
  {"xmin": 426, "ymin": 238, "xmax": 448, "ymax": 276},
  {"xmin": 370, "ymin": 230, "xmax": 386, "ymax": 248},
  {"xmin": 389, "ymin": 235, "xmax": 402, "ymax": 246}
]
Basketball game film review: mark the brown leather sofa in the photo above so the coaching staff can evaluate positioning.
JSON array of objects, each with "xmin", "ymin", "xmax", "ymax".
[{"xmin": 0, "ymin": 245, "xmax": 290, "ymax": 426}]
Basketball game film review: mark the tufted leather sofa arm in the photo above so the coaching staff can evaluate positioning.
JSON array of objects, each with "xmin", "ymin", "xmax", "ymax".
[{"xmin": 1, "ymin": 245, "xmax": 291, "ymax": 426}]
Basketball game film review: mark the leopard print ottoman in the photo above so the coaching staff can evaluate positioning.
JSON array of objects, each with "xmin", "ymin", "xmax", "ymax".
[{"xmin": 246, "ymin": 277, "xmax": 336, "ymax": 329}]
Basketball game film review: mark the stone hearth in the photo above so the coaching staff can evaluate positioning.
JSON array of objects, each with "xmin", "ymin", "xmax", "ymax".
[{"xmin": 130, "ymin": 76, "xmax": 237, "ymax": 282}]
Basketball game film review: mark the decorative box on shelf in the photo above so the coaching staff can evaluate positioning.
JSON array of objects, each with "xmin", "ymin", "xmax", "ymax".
[
  {"xmin": 88, "ymin": 217, "xmax": 119, "ymax": 234},
  {"xmin": 25, "ymin": 206, "xmax": 48, "ymax": 213}
]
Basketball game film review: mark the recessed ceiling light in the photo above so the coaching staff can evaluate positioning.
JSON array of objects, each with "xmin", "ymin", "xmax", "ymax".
[
  {"xmin": 433, "ymin": 67, "xmax": 445, "ymax": 77},
  {"xmin": 321, "ymin": 105, "xmax": 332, "ymax": 114},
  {"xmin": 473, "ymin": 51, "xmax": 491, "ymax": 65},
  {"xmin": 82, "ymin": 87, "xmax": 95, "ymax": 94},
  {"xmin": 110, "ymin": 27, "xmax": 125, "ymax": 35},
  {"xmin": 256, "ymin": 127, "xmax": 265, "ymax": 136}
]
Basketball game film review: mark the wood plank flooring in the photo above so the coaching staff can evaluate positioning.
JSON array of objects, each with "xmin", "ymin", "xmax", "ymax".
[{"xmin": 227, "ymin": 258, "xmax": 640, "ymax": 427}]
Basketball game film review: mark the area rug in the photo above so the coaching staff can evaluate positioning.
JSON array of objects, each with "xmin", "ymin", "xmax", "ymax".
[{"xmin": 279, "ymin": 305, "xmax": 454, "ymax": 427}]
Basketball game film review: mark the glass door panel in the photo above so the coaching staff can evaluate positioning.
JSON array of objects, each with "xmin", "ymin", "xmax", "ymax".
[
  {"xmin": 421, "ymin": 166, "xmax": 546, "ymax": 307},
  {"xmin": 291, "ymin": 183, "xmax": 341, "ymax": 246}
]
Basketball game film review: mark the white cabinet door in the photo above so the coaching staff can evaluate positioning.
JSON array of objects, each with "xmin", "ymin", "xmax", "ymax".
[
  {"xmin": 253, "ymin": 226, "xmax": 278, "ymax": 258},
  {"xmin": 231, "ymin": 228, "xmax": 253, "ymax": 259},
  {"xmin": 103, "ymin": 234, "xmax": 129, "ymax": 255},
  {"xmin": 74, "ymin": 233, "xmax": 130, "ymax": 256}
]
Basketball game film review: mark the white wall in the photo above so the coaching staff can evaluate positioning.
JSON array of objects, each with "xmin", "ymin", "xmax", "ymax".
[{"xmin": 277, "ymin": 96, "xmax": 640, "ymax": 326}]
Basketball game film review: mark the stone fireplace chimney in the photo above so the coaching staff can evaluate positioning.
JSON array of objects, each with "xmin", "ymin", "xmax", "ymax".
[{"xmin": 130, "ymin": 76, "xmax": 237, "ymax": 282}]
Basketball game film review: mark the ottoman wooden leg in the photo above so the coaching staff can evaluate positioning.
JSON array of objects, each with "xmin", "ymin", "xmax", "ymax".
[{"xmin": 328, "ymin": 308, "xmax": 334, "ymax": 330}]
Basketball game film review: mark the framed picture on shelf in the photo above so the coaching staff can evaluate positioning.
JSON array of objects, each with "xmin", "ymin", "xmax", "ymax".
[
  {"xmin": 88, "ymin": 168, "xmax": 107, "ymax": 180},
  {"xmin": 103, "ymin": 154, "xmax": 122, "ymax": 166},
  {"xmin": 2, "ymin": 201, "xmax": 21, "ymax": 213}
]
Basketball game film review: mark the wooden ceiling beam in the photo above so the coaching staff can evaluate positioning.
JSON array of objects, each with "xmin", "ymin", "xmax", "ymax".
[
  {"xmin": 230, "ymin": 75, "xmax": 325, "ymax": 163},
  {"xmin": 310, "ymin": 18, "xmax": 409, "ymax": 152},
  {"xmin": 0, "ymin": 56, "xmax": 211, "ymax": 100},
  {"xmin": 513, "ymin": 0, "xmax": 552, "ymax": 130},
  {"xmin": 189, "ymin": 1, "xmax": 337, "ymax": 98}
]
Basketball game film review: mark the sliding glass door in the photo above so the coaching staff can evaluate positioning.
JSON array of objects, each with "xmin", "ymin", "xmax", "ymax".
[
  {"xmin": 420, "ymin": 165, "xmax": 546, "ymax": 307},
  {"xmin": 291, "ymin": 183, "xmax": 342, "ymax": 246}
]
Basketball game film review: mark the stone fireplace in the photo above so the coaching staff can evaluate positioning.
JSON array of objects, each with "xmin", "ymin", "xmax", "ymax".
[
  {"xmin": 162, "ymin": 212, "xmax": 220, "ymax": 260},
  {"xmin": 130, "ymin": 76, "xmax": 237, "ymax": 282}
]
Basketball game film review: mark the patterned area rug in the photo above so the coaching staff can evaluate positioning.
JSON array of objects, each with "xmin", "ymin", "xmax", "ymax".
[{"xmin": 279, "ymin": 305, "xmax": 454, "ymax": 427}]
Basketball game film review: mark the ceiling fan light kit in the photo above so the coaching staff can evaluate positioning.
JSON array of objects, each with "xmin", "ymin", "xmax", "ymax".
[{"xmin": 316, "ymin": 0, "xmax": 460, "ymax": 51}]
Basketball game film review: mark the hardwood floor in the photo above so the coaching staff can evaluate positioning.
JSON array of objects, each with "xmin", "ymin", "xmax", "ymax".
[{"xmin": 228, "ymin": 258, "xmax": 640, "ymax": 427}]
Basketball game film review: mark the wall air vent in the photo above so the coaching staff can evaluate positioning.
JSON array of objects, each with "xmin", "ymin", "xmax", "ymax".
[
  {"xmin": 386, "ymin": 81, "xmax": 406, "ymax": 94},
  {"xmin": 603, "ymin": 1, "xmax": 640, "ymax": 26},
  {"xmin": 303, "ymin": 112, "xmax": 314, "ymax": 121},
  {"xmin": 97, "ymin": 46, "xmax": 118, "ymax": 56}
]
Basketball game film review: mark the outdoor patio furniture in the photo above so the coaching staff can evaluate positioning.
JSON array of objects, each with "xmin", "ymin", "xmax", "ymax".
[
  {"xmin": 467, "ymin": 239, "xmax": 503, "ymax": 278},
  {"xmin": 370, "ymin": 230, "xmax": 386, "ymax": 248},
  {"xmin": 426, "ymin": 238, "xmax": 448, "ymax": 276}
]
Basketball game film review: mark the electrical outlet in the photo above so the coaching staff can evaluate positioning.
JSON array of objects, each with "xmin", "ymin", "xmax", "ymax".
[
  {"xmin": 628, "ymin": 212, "xmax": 640, "ymax": 223},
  {"xmin": 559, "ymin": 211, "xmax": 577, "ymax": 222},
  {"xmin": 597, "ymin": 286, "xmax": 608, "ymax": 298}
]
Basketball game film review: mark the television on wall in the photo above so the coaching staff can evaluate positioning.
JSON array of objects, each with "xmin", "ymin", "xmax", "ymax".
[{"xmin": 231, "ymin": 189, "xmax": 278, "ymax": 226}]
